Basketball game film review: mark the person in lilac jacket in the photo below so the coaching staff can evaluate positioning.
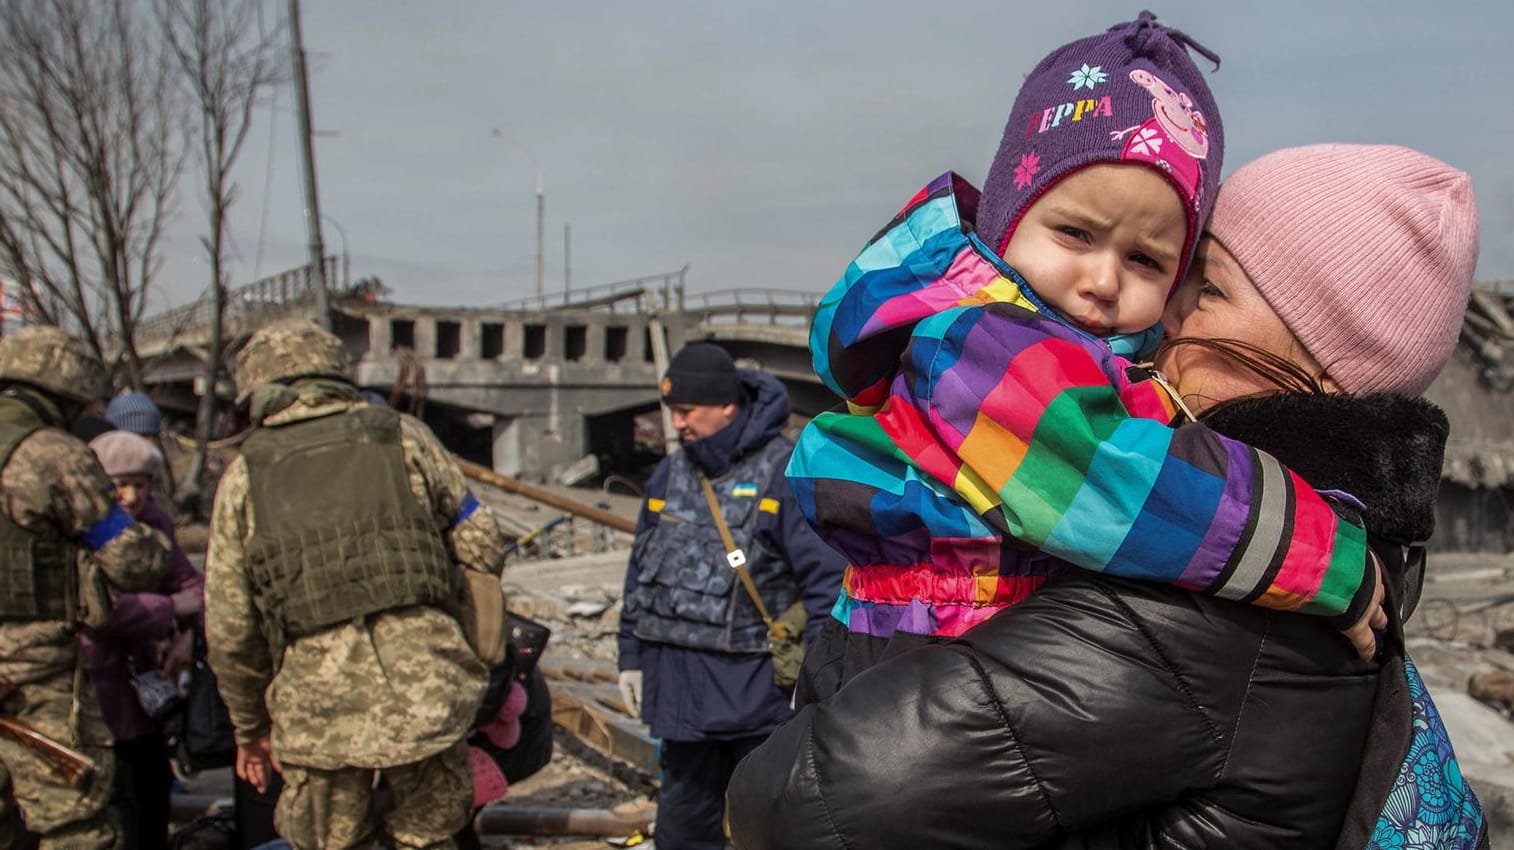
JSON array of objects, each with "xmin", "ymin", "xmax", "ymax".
[{"xmin": 83, "ymin": 430, "xmax": 203, "ymax": 850}]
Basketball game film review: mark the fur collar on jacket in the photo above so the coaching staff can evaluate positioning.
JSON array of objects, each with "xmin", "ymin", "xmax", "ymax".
[{"xmin": 1199, "ymin": 392, "xmax": 1448, "ymax": 546}]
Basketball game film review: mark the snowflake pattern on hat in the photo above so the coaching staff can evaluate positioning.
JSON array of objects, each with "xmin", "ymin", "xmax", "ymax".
[
  {"xmin": 1013, "ymin": 151, "xmax": 1041, "ymax": 189},
  {"xmin": 1067, "ymin": 64, "xmax": 1108, "ymax": 90}
]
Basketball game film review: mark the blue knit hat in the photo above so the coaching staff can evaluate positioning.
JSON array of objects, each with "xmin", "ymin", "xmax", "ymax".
[
  {"xmin": 975, "ymin": 11, "xmax": 1224, "ymax": 285},
  {"xmin": 105, "ymin": 391, "xmax": 162, "ymax": 436}
]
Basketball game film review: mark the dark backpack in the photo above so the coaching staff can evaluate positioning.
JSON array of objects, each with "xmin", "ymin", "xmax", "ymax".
[{"xmin": 174, "ymin": 627, "xmax": 237, "ymax": 773}]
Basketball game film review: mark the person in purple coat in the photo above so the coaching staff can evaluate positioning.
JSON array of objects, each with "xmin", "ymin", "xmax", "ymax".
[{"xmin": 83, "ymin": 430, "xmax": 204, "ymax": 850}]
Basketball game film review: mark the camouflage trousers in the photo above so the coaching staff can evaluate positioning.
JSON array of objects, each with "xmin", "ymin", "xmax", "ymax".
[
  {"xmin": 0, "ymin": 668, "xmax": 117, "ymax": 850},
  {"xmin": 275, "ymin": 741, "xmax": 472, "ymax": 850}
]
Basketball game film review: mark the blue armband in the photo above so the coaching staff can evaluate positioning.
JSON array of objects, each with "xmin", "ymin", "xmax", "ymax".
[
  {"xmin": 447, "ymin": 490, "xmax": 480, "ymax": 530},
  {"xmin": 80, "ymin": 504, "xmax": 135, "ymax": 551}
]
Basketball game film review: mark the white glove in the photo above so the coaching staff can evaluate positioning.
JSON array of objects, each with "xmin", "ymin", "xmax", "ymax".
[{"xmin": 618, "ymin": 669, "xmax": 643, "ymax": 718}]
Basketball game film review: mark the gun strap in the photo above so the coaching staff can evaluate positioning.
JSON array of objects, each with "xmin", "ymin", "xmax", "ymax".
[{"xmin": 698, "ymin": 473, "xmax": 775, "ymax": 629}]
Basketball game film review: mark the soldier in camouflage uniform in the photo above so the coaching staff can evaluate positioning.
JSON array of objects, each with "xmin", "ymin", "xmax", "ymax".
[
  {"xmin": 0, "ymin": 326, "xmax": 171, "ymax": 849},
  {"xmin": 204, "ymin": 319, "xmax": 509, "ymax": 850}
]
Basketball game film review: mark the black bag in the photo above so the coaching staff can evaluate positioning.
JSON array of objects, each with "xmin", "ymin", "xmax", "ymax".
[
  {"xmin": 469, "ymin": 612, "xmax": 554, "ymax": 784},
  {"xmin": 174, "ymin": 628, "xmax": 237, "ymax": 774},
  {"xmin": 471, "ymin": 664, "xmax": 554, "ymax": 784}
]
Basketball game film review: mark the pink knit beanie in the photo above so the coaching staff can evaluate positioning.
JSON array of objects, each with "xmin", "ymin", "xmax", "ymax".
[
  {"xmin": 1207, "ymin": 144, "xmax": 1479, "ymax": 396},
  {"xmin": 89, "ymin": 430, "xmax": 163, "ymax": 479}
]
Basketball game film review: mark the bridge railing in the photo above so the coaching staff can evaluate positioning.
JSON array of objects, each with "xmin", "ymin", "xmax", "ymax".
[
  {"xmin": 681, "ymin": 288, "xmax": 820, "ymax": 328},
  {"xmin": 493, "ymin": 268, "xmax": 688, "ymax": 314},
  {"xmin": 136, "ymin": 257, "xmax": 341, "ymax": 351}
]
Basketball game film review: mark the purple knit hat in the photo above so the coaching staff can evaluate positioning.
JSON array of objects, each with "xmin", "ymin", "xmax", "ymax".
[{"xmin": 976, "ymin": 11, "xmax": 1224, "ymax": 285}]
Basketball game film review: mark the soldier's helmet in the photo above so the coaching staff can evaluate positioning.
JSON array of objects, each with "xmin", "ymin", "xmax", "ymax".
[
  {"xmin": 0, "ymin": 325, "xmax": 109, "ymax": 404},
  {"xmin": 233, "ymin": 319, "xmax": 351, "ymax": 404}
]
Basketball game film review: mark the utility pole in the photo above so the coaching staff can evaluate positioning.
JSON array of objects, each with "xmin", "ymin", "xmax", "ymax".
[
  {"xmin": 563, "ymin": 222, "xmax": 571, "ymax": 299},
  {"xmin": 535, "ymin": 172, "xmax": 544, "ymax": 309},
  {"xmin": 288, "ymin": 0, "xmax": 329, "ymax": 328}
]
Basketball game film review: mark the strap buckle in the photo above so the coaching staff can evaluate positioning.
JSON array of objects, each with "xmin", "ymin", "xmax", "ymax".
[{"xmin": 726, "ymin": 549, "xmax": 747, "ymax": 569}]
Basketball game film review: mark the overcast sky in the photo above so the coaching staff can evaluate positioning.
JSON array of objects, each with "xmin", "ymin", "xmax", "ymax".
[{"xmin": 152, "ymin": 0, "xmax": 1514, "ymax": 312}]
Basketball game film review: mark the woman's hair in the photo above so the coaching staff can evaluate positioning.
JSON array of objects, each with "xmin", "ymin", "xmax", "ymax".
[{"xmin": 1156, "ymin": 336, "xmax": 1330, "ymax": 417}]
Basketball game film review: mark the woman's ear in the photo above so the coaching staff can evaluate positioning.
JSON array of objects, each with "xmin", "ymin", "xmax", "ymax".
[{"xmin": 1287, "ymin": 334, "xmax": 1336, "ymax": 393}]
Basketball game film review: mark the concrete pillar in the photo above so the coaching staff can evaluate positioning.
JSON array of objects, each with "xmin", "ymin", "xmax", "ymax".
[
  {"xmin": 585, "ymin": 319, "xmax": 606, "ymax": 364},
  {"xmin": 492, "ymin": 417, "xmax": 521, "ymax": 478},
  {"xmin": 414, "ymin": 317, "xmax": 437, "ymax": 360},
  {"xmin": 504, "ymin": 319, "xmax": 525, "ymax": 361},
  {"xmin": 461, "ymin": 318, "xmax": 482, "ymax": 360},
  {"xmin": 367, "ymin": 315, "xmax": 392, "ymax": 358}
]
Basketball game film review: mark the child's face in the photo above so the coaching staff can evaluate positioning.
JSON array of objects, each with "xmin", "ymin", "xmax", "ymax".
[
  {"xmin": 110, "ymin": 474, "xmax": 153, "ymax": 518},
  {"xmin": 1002, "ymin": 164, "xmax": 1186, "ymax": 337}
]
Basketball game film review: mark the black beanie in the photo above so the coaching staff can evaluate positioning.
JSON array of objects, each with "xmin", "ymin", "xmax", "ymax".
[{"xmin": 661, "ymin": 343, "xmax": 744, "ymax": 406}]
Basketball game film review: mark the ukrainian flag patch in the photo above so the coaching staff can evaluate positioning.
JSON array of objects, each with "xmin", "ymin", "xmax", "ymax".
[{"xmin": 731, "ymin": 483, "xmax": 759, "ymax": 498}]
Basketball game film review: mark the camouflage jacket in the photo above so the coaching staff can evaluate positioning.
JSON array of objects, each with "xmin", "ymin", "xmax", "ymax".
[
  {"xmin": 0, "ymin": 397, "xmax": 171, "ymax": 686},
  {"xmin": 204, "ymin": 387, "xmax": 509, "ymax": 770}
]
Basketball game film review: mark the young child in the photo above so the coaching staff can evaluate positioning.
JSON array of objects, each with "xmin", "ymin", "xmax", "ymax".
[{"xmin": 791, "ymin": 13, "xmax": 1379, "ymax": 704}]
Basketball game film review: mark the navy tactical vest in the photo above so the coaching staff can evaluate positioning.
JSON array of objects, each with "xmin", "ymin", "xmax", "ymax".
[{"xmin": 625, "ymin": 435, "xmax": 797, "ymax": 652}]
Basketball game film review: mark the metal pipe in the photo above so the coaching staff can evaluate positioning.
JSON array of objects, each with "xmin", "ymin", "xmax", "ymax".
[
  {"xmin": 456, "ymin": 457, "xmax": 636, "ymax": 534},
  {"xmin": 474, "ymin": 805, "xmax": 653, "ymax": 836},
  {"xmin": 169, "ymin": 795, "xmax": 653, "ymax": 837}
]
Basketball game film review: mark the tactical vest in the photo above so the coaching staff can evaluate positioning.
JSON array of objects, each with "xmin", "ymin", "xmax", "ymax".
[
  {"xmin": 0, "ymin": 400, "xmax": 80, "ymax": 623},
  {"xmin": 625, "ymin": 435, "xmax": 798, "ymax": 652},
  {"xmin": 241, "ymin": 405, "xmax": 457, "ymax": 656}
]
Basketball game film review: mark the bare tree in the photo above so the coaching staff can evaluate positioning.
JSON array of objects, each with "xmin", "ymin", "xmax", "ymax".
[
  {"xmin": 159, "ymin": 0, "xmax": 284, "ymax": 508},
  {"xmin": 0, "ymin": 0, "xmax": 185, "ymax": 386}
]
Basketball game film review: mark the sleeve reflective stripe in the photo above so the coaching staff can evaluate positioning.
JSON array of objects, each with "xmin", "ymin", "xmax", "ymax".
[
  {"xmin": 448, "ymin": 490, "xmax": 480, "ymax": 529},
  {"xmin": 80, "ymin": 504, "xmax": 135, "ymax": 551}
]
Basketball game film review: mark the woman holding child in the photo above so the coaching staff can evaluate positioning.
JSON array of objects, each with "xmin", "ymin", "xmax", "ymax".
[{"xmin": 724, "ymin": 11, "xmax": 1486, "ymax": 848}]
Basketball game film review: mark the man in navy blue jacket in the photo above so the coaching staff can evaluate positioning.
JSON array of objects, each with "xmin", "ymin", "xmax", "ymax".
[{"xmin": 617, "ymin": 343, "xmax": 844, "ymax": 850}]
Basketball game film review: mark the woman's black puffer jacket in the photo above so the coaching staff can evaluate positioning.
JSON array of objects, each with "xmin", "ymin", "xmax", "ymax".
[{"xmin": 726, "ymin": 393, "xmax": 1450, "ymax": 850}]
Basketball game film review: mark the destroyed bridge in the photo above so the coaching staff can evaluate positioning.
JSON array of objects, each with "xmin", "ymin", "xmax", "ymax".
[{"xmin": 135, "ymin": 259, "xmax": 1514, "ymax": 556}]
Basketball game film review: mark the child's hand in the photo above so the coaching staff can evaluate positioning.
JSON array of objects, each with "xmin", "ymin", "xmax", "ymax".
[{"xmin": 1340, "ymin": 555, "xmax": 1388, "ymax": 661}]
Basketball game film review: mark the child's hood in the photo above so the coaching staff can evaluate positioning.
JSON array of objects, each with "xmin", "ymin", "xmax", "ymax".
[
  {"xmin": 810, "ymin": 173, "xmax": 1032, "ymax": 409},
  {"xmin": 810, "ymin": 172, "xmax": 1160, "ymax": 411}
]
